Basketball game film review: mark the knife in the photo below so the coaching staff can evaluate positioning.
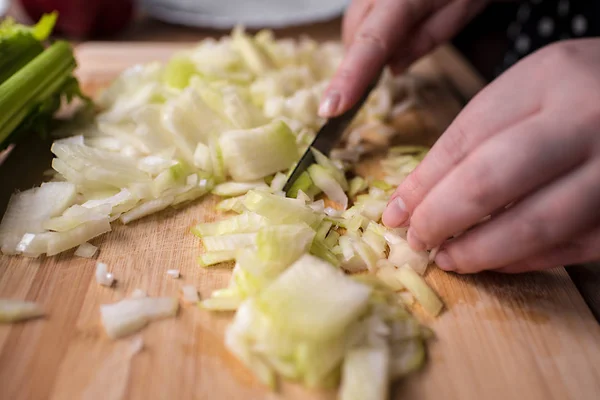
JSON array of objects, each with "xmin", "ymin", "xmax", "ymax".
[{"xmin": 283, "ymin": 77, "xmax": 380, "ymax": 195}]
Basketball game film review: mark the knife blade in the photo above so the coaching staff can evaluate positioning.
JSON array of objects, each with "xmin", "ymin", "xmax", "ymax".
[{"xmin": 283, "ymin": 78, "xmax": 380, "ymax": 195}]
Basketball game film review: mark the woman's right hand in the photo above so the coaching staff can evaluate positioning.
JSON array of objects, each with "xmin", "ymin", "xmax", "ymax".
[{"xmin": 319, "ymin": 0, "xmax": 491, "ymax": 118}]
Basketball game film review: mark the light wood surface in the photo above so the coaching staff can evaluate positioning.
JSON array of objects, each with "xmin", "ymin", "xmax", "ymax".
[{"xmin": 0, "ymin": 41, "xmax": 599, "ymax": 400}]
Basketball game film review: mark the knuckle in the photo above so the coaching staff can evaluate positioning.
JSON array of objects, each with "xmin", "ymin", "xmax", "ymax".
[
  {"xmin": 396, "ymin": 170, "xmax": 422, "ymax": 207},
  {"xmin": 437, "ymin": 118, "xmax": 470, "ymax": 165},
  {"xmin": 334, "ymin": 66, "xmax": 360, "ymax": 87},
  {"xmin": 514, "ymin": 214, "xmax": 554, "ymax": 249},
  {"xmin": 354, "ymin": 29, "xmax": 389, "ymax": 54},
  {"xmin": 462, "ymin": 162, "xmax": 496, "ymax": 210}
]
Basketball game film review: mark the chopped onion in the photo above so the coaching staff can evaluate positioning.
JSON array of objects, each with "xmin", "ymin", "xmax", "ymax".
[
  {"xmin": 130, "ymin": 289, "xmax": 147, "ymax": 298},
  {"xmin": 181, "ymin": 285, "xmax": 200, "ymax": 304},
  {"xmin": 388, "ymin": 239, "xmax": 429, "ymax": 275},
  {"xmin": 100, "ymin": 297, "xmax": 179, "ymax": 339},
  {"xmin": 0, "ymin": 299, "xmax": 44, "ymax": 323},
  {"xmin": 74, "ymin": 242, "xmax": 98, "ymax": 258},
  {"xmin": 95, "ymin": 262, "xmax": 115, "ymax": 287},
  {"xmin": 395, "ymin": 265, "xmax": 443, "ymax": 316},
  {"xmin": 166, "ymin": 269, "xmax": 180, "ymax": 279}
]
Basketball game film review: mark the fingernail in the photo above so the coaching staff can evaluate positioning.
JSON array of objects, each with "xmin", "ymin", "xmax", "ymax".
[
  {"xmin": 382, "ymin": 197, "xmax": 409, "ymax": 227},
  {"xmin": 435, "ymin": 251, "xmax": 456, "ymax": 271},
  {"xmin": 407, "ymin": 228, "xmax": 426, "ymax": 251},
  {"xmin": 318, "ymin": 91, "xmax": 340, "ymax": 117}
]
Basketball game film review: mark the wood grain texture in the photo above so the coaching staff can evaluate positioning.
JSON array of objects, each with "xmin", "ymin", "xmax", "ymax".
[{"xmin": 1, "ymin": 42, "xmax": 599, "ymax": 400}]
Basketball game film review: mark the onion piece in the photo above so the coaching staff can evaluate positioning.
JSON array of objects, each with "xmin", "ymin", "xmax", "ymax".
[
  {"xmin": 130, "ymin": 289, "xmax": 147, "ymax": 299},
  {"xmin": 387, "ymin": 239, "xmax": 429, "ymax": 275},
  {"xmin": 166, "ymin": 269, "xmax": 180, "ymax": 279},
  {"xmin": 100, "ymin": 297, "xmax": 179, "ymax": 339},
  {"xmin": 0, "ymin": 299, "xmax": 45, "ymax": 323},
  {"xmin": 308, "ymin": 164, "xmax": 348, "ymax": 209},
  {"xmin": 95, "ymin": 262, "xmax": 115, "ymax": 287},
  {"xmin": 395, "ymin": 265, "xmax": 443, "ymax": 316},
  {"xmin": 181, "ymin": 285, "xmax": 200, "ymax": 304},
  {"xmin": 213, "ymin": 181, "xmax": 269, "ymax": 197},
  {"xmin": 74, "ymin": 242, "xmax": 98, "ymax": 258},
  {"xmin": 340, "ymin": 346, "xmax": 390, "ymax": 400}
]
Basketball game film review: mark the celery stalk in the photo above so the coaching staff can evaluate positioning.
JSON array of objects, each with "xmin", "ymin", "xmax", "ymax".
[{"xmin": 0, "ymin": 40, "xmax": 84, "ymax": 147}]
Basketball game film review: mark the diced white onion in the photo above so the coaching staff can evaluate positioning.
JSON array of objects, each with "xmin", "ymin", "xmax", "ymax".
[
  {"xmin": 181, "ymin": 285, "xmax": 200, "ymax": 303},
  {"xmin": 74, "ymin": 242, "xmax": 98, "ymax": 258},
  {"xmin": 166, "ymin": 269, "xmax": 180, "ymax": 279},
  {"xmin": 95, "ymin": 262, "xmax": 115, "ymax": 287}
]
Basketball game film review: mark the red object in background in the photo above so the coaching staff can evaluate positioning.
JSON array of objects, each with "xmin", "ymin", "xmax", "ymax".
[{"xmin": 20, "ymin": 0, "xmax": 135, "ymax": 38}]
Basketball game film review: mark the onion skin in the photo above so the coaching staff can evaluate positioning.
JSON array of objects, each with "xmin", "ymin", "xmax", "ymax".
[{"xmin": 19, "ymin": 0, "xmax": 135, "ymax": 38}]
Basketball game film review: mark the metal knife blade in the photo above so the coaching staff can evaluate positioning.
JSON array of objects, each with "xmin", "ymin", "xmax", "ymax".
[{"xmin": 283, "ymin": 78, "xmax": 380, "ymax": 195}]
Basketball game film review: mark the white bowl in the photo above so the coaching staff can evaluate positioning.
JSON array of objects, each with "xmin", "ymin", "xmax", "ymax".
[
  {"xmin": 0, "ymin": 0, "xmax": 9, "ymax": 18},
  {"xmin": 140, "ymin": 0, "xmax": 349, "ymax": 29}
]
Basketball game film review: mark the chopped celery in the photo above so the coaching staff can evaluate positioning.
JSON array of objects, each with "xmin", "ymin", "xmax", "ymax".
[
  {"xmin": 257, "ymin": 254, "xmax": 372, "ymax": 340},
  {"xmin": 388, "ymin": 239, "xmax": 429, "ymax": 275},
  {"xmin": 269, "ymin": 172, "xmax": 287, "ymax": 192},
  {"xmin": 315, "ymin": 220, "xmax": 333, "ymax": 242},
  {"xmin": 212, "ymin": 181, "xmax": 269, "ymax": 197},
  {"xmin": 197, "ymin": 250, "xmax": 237, "ymax": 267},
  {"xmin": 310, "ymin": 239, "xmax": 341, "ymax": 268},
  {"xmin": 324, "ymin": 230, "xmax": 340, "ymax": 248},
  {"xmin": 286, "ymin": 170, "xmax": 321, "ymax": 199},
  {"xmin": 340, "ymin": 346, "xmax": 390, "ymax": 400},
  {"xmin": 163, "ymin": 57, "xmax": 198, "ymax": 89},
  {"xmin": 202, "ymin": 233, "xmax": 257, "ymax": 252},
  {"xmin": 351, "ymin": 239, "xmax": 380, "ymax": 272},
  {"xmin": 348, "ymin": 176, "xmax": 368, "ymax": 197},
  {"xmin": 396, "ymin": 265, "xmax": 444, "ymax": 316},
  {"xmin": 201, "ymin": 294, "xmax": 242, "ymax": 311},
  {"xmin": 311, "ymin": 148, "xmax": 348, "ymax": 191},
  {"xmin": 243, "ymin": 190, "xmax": 323, "ymax": 228},
  {"xmin": 232, "ymin": 26, "xmax": 274, "ymax": 75},
  {"xmin": 192, "ymin": 212, "xmax": 267, "ymax": 237},
  {"xmin": 362, "ymin": 222, "xmax": 388, "ymax": 257},
  {"xmin": 219, "ymin": 120, "xmax": 298, "ymax": 181},
  {"xmin": 215, "ymin": 196, "xmax": 247, "ymax": 213},
  {"xmin": 375, "ymin": 265, "xmax": 405, "ymax": 291},
  {"xmin": 256, "ymin": 224, "xmax": 315, "ymax": 267},
  {"xmin": 308, "ymin": 164, "xmax": 348, "ymax": 209}
]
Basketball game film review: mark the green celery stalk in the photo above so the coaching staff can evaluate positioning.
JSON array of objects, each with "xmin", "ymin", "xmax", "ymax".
[
  {"xmin": 0, "ymin": 41, "xmax": 78, "ymax": 146},
  {"xmin": 0, "ymin": 12, "xmax": 57, "ymax": 85}
]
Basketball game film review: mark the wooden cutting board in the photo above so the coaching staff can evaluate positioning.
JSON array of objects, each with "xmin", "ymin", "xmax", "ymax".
[{"xmin": 0, "ymin": 42, "xmax": 599, "ymax": 400}]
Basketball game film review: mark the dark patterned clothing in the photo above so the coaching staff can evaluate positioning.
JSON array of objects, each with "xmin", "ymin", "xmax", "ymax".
[{"xmin": 453, "ymin": 0, "xmax": 600, "ymax": 81}]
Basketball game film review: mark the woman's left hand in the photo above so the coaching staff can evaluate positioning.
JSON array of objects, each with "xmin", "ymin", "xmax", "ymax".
[{"xmin": 382, "ymin": 38, "xmax": 600, "ymax": 274}]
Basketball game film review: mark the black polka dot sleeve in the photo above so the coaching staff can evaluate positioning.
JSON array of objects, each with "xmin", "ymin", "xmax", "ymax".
[{"xmin": 495, "ymin": 0, "xmax": 600, "ymax": 77}]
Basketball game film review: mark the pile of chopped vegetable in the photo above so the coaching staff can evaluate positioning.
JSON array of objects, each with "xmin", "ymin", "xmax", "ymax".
[{"xmin": 0, "ymin": 26, "xmax": 443, "ymax": 400}]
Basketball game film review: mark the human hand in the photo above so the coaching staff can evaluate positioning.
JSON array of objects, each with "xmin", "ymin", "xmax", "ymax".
[
  {"xmin": 318, "ymin": 0, "xmax": 490, "ymax": 118},
  {"xmin": 381, "ymin": 39, "xmax": 600, "ymax": 274}
]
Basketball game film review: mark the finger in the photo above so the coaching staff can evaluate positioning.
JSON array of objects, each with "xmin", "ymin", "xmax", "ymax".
[
  {"xmin": 319, "ymin": 0, "xmax": 435, "ymax": 118},
  {"xmin": 407, "ymin": 114, "xmax": 587, "ymax": 250},
  {"xmin": 382, "ymin": 60, "xmax": 543, "ymax": 228},
  {"xmin": 389, "ymin": 0, "xmax": 489, "ymax": 73},
  {"xmin": 433, "ymin": 159, "xmax": 600, "ymax": 273},
  {"xmin": 493, "ymin": 227, "xmax": 600, "ymax": 273},
  {"xmin": 342, "ymin": 0, "xmax": 373, "ymax": 49}
]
